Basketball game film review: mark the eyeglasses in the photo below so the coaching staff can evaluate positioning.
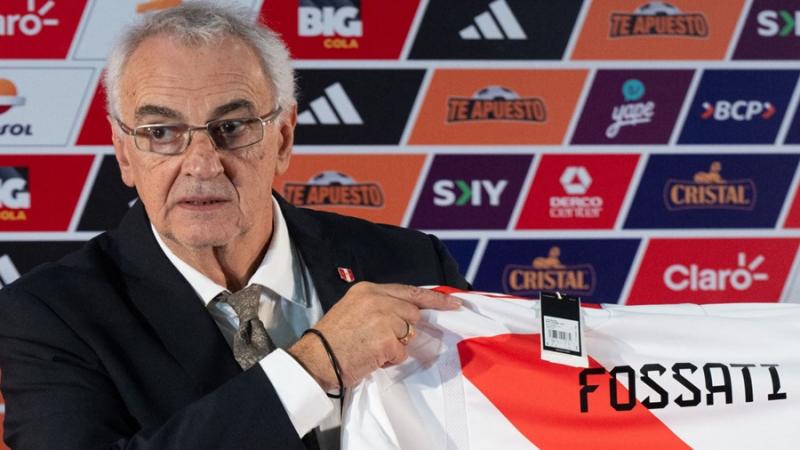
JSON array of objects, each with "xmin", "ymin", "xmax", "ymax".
[{"xmin": 114, "ymin": 106, "xmax": 282, "ymax": 155}]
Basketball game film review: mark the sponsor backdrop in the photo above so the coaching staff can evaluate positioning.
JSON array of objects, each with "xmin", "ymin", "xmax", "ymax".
[{"xmin": 2, "ymin": 0, "xmax": 800, "ymax": 443}]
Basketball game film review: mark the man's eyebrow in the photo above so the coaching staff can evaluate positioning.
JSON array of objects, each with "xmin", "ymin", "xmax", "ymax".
[
  {"xmin": 211, "ymin": 99, "xmax": 257, "ymax": 119},
  {"xmin": 135, "ymin": 105, "xmax": 183, "ymax": 121}
]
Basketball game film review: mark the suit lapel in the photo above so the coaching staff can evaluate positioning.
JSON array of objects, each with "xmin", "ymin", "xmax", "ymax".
[
  {"xmin": 111, "ymin": 203, "xmax": 241, "ymax": 394},
  {"xmin": 277, "ymin": 195, "xmax": 357, "ymax": 312}
]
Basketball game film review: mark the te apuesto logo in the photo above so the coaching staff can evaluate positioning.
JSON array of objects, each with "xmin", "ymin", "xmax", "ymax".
[
  {"xmin": 283, "ymin": 171, "xmax": 384, "ymax": 208},
  {"xmin": 627, "ymin": 238, "xmax": 799, "ymax": 304},
  {"xmin": 0, "ymin": 0, "xmax": 87, "ymax": 58}
]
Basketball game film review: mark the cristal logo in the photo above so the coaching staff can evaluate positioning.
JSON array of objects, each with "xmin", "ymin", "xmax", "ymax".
[
  {"xmin": 757, "ymin": 10, "xmax": 800, "ymax": 37},
  {"xmin": 701, "ymin": 100, "xmax": 776, "ymax": 121},
  {"xmin": 664, "ymin": 161, "xmax": 755, "ymax": 211},
  {"xmin": 549, "ymin": 166, "xmax": 603, "ymax": 219},
  {"xmin": 432, "ymin": 179, "xmax": 507, "ymax": 207},
  {"xmin": 0, "ymin": 0, "xmax": 59, "ymax": 37},
  {"xmin": 298, "ymin": 1, "xmax": 362, "ymax": 50},
  {"xmin": 502, "ymin": 246, "xmax": 596, "ymax": 297},
  {"xmin": 606, "ymin": 79, "xmax": 654, "ymax": 139},
  {"xmin": 663, "ymin": 252, "xmax": 768, "ymax": 292}
]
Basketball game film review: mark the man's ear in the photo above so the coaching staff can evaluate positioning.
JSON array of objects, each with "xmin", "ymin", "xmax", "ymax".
[
  {"xmin": 108, "ymin": 116, "xmax": 136, "ymax": 188},
  {"xmin": 275, "ymin": 103, "xmax": 296, "ymax": 176}
]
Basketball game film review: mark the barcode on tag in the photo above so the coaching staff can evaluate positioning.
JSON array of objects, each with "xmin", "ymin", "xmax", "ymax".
[{"xmin": 543, "ymin": 316, "xmax": 579, "ymax": 353}]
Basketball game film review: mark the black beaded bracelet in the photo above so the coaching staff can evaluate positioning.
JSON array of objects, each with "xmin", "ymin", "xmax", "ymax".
[{"xmin": 302, "ymin": 328, "xmax": 344, "ymax": 400}]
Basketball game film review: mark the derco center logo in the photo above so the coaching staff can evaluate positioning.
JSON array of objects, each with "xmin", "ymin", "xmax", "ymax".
[
  {"xmin": 502, "ymin": 246, "xmax": 596, "ymax": 297},
  {"xmin": 549, "ymin": 166, "xmax": 603, "ymax": 219},
  {"xmin": 447, "ymin": 85, "xmax": 546, "ymax": 123},
  {"xmin": 0, "ymin": 0, "xmax": 59, "ymax": 36},
  {"xmin": 609, "ymin": 2, "xmax": 709, "ymax": 39},
  {"xmin": 0, "ymin": 167, "xmax": 30, "ymax": 222},
  {"xmin": 664, "ymin": 161, "xmax": 755, "ymax": 212},
  {"xmin": 298, "ymin": 0, "xmax": 362, "ymax": 50},
  {"xmin": 0, "ymin": 79, "xmax": 32, "ymax": 137},
  {"xmin": 283, "ymin": 171, "xmax": 384, "ymax": 208}
]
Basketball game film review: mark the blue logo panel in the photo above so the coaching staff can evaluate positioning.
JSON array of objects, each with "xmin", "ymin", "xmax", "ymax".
[
  {"xmin": 441, "ymin": 239, "xmax": 478, "ymax": 279},
  {"xmin": 678, "ymin": 70, "xmax": 799, "ymax": 144},
  {"xmin": 472, "ymin": 239, "xmax": 640, "ymax": 304},
  {"xmin": 624, "ymin": 154, "xmax": 799, "ymax": 229}
]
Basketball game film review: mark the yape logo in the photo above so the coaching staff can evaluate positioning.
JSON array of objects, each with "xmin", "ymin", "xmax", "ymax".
[
  {"xmin": 409, "ymin": 69, "xmax": 586, "ymax": 145},
  {"xmin": 473, "ymin": 239, "xmax": 640, "ymax": 303},
  {"xmin": 625, "ymin": 154, "xmax": 796, "ymax": 229},
  {"xmin": 0, "ymin": 79, "xmax": 32, "ymax": 138},
  {"xmin": 409, "ymin": 0, "xmax": 582, "ymax": 60},
  {"xmin": 572, "ymin": 70, "xmax": 692, "ymax": 145},
  {"xmin": 294, "ymin": 69, "xmax": 424, "ymax": 145},
  {"xmin": 275, "ymin": 154, "xmax": 424, "ymax": 226},
  {"xmin": 627, "ymin": 238, "xmax": 799, "ymax": 304},
  {"xmin": 516, "ymin": 154, "xmax": 638, "ymax": 230},
  {"xmin": 409, "ymin": 154, "xmax": 532, "ymax": 230},
  {"xmin": 733, "ymin": 1, "xmax": 800, "ymax": 59},
  {"xmin": 664, "ymin": 161, "xmax": 756, "ymax": 212},
  {"xmin": 0, "ymin": 69, "xmax": 93, "ymax": 147},
  {"xmin": 0, "ymin": 0, "xmax": 87, "ymax": 58},
  {"xmin": 572, "ymin": 0, "xmax": 744, "ymax": 60},
  {"xmin": 609, "ymin": 2, "xmax": 709, "ymax": 38},
  {"xmin": 447, "ymin": 86, "xmax": 546, "ymax": 123},
  {"xmin": 678, "ymin": 70, "xmax": 798, "ymax": 144},
  {"xmin": 263, "ymin": 0, "xmax": 418, "ymax": 59},
  {"xmin": 0, "ymin": 155, "xmax": 92, "ymax": 232},
  {"xmin": 0, "ymin": 167, "xmax": 30, "ymax": 222},
  {"xmin": 503, "ymin": 246, "xmax": 597, "ymax": 297},
  {"xmin": 700, "ymin": 100, "xmax": 776, "ymax": 121},
  {"xmin": 283, "ymin": 171, "xmax": 384, "ymax": 208}
]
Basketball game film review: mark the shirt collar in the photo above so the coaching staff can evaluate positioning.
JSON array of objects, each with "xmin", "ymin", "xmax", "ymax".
[{"xmin": 152, "ymin": 196, "xmax": 308, "ymax": 308}]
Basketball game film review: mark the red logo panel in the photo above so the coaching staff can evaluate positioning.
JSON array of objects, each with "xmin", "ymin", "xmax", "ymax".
[
  {"xmin": 76, "ymin": 80, "xmax": 111, "ymax": 146},
  {"xmin": 516, "ymin": 154, "xmax": 639, "ymax": 229},
  {"xmin": 0, "ymin": 0, "xmax": 88, "ymax": 59},
  {"xmin": 261, "ymin": 1, "xmax": 420, "ymax": 59},
  {"xmin": 0, "ymin": 155, "xmax": 93, "ymax": 231},
  {"xmin": 627, "ymin": 238, "xmax": 799, "ymax": 305}
]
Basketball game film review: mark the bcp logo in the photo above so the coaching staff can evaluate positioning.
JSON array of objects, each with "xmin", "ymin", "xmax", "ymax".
[
  {"xmin": 502, "ymin": 246, "xmax": 597, "ymax": 297},
  {"xmin": 664, "ymin": 161, "xmax": 756, "ymax": 212},
  {"xmin": 516, "ymin": 154, "xmax": 638, "ymax": 230},
  {"xmin": 609, "ymin": 2, "xmax": 709, "ymax": 38},
  {"xmin": 446, "ymin": 85, "xmax": 546, "ymax": 123},
  {"xmin": 0, "ymin": 79, "xmax": 32, "ymax": 138},
  {"xmin": 734, "ymin": 2, "xmax": 800, "ymax": 59},
  {"xmin": 0, "ymin": 0, "xmax": 87, "ymax": 58},
  {"xmin": 298, "ymin": 0, "xmax": 362, "ymax": 50},
  {"xmin": 0, "ymin": 167, "xmax": 30, "ymax": 222},
  {"xmin": 409, "ymin": 154, "xmax": 532, "ymax": 230},
  {"xmin": 627, "ymin": 238, "xmax": 799, "ymax": 304},
  {"xmin": 700, "ymin": 100, "xmax": 775, "ymax": 121},
  {"xmin": 283, "ymin": 171, "xmax": 384, "ymax": 208},
  {"xmin": 678, "ymin": 70, "xmax": 798, "ymax": 144}
]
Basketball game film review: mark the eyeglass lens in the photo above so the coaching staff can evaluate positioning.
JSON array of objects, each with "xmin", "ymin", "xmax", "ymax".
[{"xmin": 134, "ymin": 118, "xmax": 264, "ymax": 154}]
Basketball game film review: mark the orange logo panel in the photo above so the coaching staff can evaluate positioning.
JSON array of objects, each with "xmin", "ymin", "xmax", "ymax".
[
  {"xmin": 409, "ymin": 69, "xmax": 587, "ymax": 145},
  {"xmin": 276, "ymin": 154, "xmax": 425, "ymax": 226},
  {"xmin": 571, "ymin": 0, "xmax": 745, "ymax": 60}
]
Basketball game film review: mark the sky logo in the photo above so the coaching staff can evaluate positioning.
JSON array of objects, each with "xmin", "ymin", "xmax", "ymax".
[{"xmin": 734, "ymin": 1, "xmax": 800, "ymax": 59}]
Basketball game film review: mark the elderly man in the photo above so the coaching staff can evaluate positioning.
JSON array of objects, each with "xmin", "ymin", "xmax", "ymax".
[{"xmin": 0, "ymin": 3, "xmax": 468, "ymax": 449}]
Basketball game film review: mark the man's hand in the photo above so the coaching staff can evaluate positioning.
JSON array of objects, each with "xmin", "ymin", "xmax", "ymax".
[{"xmin": 288, "ymin": 282, "xmax": 462, "ymax": 390}]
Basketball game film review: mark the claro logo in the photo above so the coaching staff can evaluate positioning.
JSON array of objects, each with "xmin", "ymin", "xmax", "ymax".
[
  {"xmin": 663, "ymin": 252, "xmax": 768, "ymax": 292},
  {"xmin": 0, "ymin": 0, "xmax": 59, "ymax": 36}
]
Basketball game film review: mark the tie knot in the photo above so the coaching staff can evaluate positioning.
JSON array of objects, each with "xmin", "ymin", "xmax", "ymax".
[{"xmin": 218, "ymin": 284, "xmax": 261, "ymax": 322}]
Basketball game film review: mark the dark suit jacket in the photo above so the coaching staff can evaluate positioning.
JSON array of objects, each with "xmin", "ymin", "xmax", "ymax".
[{"xmin": 0, "ymin": 196, "xmax": 468, "ymax": 449}]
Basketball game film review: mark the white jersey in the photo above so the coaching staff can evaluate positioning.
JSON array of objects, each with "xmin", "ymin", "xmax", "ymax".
[{"xmin": 342, "ymin": 288, "xmax": 800, "ymax": 450}]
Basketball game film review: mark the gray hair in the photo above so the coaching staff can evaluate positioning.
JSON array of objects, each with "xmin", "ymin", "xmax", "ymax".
[{"xmin": 103, "ymin": 2, "xmax": 295, "ymax": 118}]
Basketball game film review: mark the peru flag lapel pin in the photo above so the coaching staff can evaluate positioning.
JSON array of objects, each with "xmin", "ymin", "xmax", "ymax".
[{"xmin": 337, "ymin": 267, "xmax": 355, "ymax": 283}]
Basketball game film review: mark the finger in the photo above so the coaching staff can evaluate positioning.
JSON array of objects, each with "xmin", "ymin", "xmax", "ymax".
[
  {"xmin": 383, "ymin": 341, "xmax": 409, "ymax": 366},
  {"xmin": 378, "ymin": 284, "xmax": 462, "ymax": 310}
]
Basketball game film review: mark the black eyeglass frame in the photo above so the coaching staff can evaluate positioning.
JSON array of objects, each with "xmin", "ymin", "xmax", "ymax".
[{"xmin": 114, "ymin": 106, "xmax": 283, "ymax": 155}]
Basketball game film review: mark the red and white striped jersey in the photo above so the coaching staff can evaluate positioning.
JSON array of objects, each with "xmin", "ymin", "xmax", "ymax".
[{"xmin": 342, "ymin": 288, "xmax": 800, "ymax": 449}]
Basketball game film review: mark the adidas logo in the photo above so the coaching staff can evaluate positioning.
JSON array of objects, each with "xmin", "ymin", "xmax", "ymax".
[
  {"xmin": 0, "ymin": 254, "xmax": 20, "ymax": 288},
  {"xmin": 459, "ymin": 0, "xmax": 527, "ymax": 40},
  {"xmin": 298, "ymin": 82, "xmax": 363, "ymax": 125}
]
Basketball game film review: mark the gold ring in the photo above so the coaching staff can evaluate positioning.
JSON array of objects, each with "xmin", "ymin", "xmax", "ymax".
[{"xmin": 398, "ymin": 321, "xmax": 415, "ymax": 345}]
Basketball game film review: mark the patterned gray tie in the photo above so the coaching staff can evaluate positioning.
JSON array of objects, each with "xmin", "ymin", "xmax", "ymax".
[{"xmin": 215, "ymin": 284, "xmax": 275, "ymax": 370}]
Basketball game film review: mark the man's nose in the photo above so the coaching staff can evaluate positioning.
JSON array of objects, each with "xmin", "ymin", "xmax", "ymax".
[{"xmin": 181, "ymin": 131, "xmax": 223, "ymax": 179}]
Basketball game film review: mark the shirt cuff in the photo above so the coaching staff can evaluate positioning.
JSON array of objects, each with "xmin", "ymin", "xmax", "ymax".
[{"xmin": 260, "ymin": 349, "xmax": 335, "ymax": 437}]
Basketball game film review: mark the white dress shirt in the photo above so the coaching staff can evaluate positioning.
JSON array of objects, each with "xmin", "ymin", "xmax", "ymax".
[{"xmin": 152, "ymin": 197, "xmax": 338, "ymax": 444}]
